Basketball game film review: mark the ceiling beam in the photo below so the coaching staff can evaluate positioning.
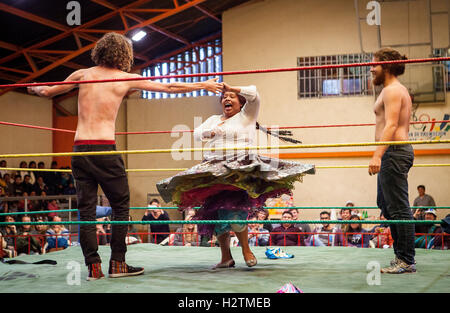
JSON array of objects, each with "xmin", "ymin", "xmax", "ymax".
[
  {"xmin": 73, "ymin": 33, "xmax": 83, "ymax": 49},
  {"xmin": 0, "ymin": 72, "xmax": 22, "ymax": 82},
  {"xmin": 91, "ymin": 0, "xmax": 190, "ymax": 45},
  {"xmin": 123, "ymin": 9, "xmax": 170, "ymax": 13},
  {"xmin": 0, "ymin": 66, "xmax": 32, "ymax": 75},
  {"xmin": 0, "ymin": 3, "xmax": 100, "ymax": 45},
  {"xmin": 29, "ymin": 53, "xmax": 85, "ymax": 70},
  {"xmin": 27, "ymin": 50, "xmax": 74, "ymax": 55},
  {"xmin": 194, "ymin": 5, "xmax": 222, "ymax": 24},
  {"xmin": 0, "ymin": 0, "xmax": 208, "ymax": 96},
  {"xmin": 90, "ymin": 0, "xmax": 117, "ymax": 10},
  {"xmin": 23, "ymin": 52, "xmax": 38, "ymax": 73},
  {"xmin": 135, "ymin": 15, "xmax": 210, "ymax": 60},
  {"xmin": 125, "ymin": 13, "xmax": 190, "ymax": 45},
  {"xmin": 126, "ymin": 0, "xmax": 207, "ymax": 33},
  {"xmin": 136, "ymin": 15, "xmax": 207, "ymax": 58},
  {"xmin": 0, "ymin": 0, "xmax": 152, "ymax": 66},
  {"xmin": 0, "ymin": 40, "xmax": 21, "ymax": 51},
  {"xmin": 119, "ymin": 11, "xmax": 129, "ymax": 30},
  {"xmin": 134, "ymin": 31, "xmax": 221, "ymax": 71},
  {"xmin": 0, "ymin": 2, "xmax": 68, "ymax": 32}
]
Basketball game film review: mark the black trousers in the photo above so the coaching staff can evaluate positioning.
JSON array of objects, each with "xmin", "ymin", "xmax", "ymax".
[
  {"xmin": 72, "ymin": 144, "xmax": 129, "ymax": 266},
  {"xmin": 377, "ymin": 144, "xmax": 415, "ymax": 265}
]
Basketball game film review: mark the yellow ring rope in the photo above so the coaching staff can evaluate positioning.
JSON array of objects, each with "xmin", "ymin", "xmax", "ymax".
[
  {"xmin": 3, "ymin": 164, "xmax": 449, "ymax": 174},
  {"xmin": 0, "ymin": 139, "xmax": 449, "ymax": 159}
]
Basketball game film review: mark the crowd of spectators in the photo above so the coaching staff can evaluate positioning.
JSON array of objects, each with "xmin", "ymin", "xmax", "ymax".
[
  {"xmin": 0, "ymin": 160, "xmax": 75, "ymax": 199},
  {"xmin": 0, "ymin": 214, "xmax": 73, "ymax": 258},
  {"xmin": 1, "ymin": 183, "xmax": 449, "ymax": 259},
  {"xmin": 0, "ymin": 160, "xmax": 76, "ymax": 220}
]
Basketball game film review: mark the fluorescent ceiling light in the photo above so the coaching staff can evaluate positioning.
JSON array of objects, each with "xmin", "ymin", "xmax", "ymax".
[{"xmin": 132, "ymin": 31, "xmax": 147, "ymax": 42}]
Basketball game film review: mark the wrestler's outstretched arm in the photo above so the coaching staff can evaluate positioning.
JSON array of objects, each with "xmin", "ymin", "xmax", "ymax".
[
  {"xmin": 27, "ymin": 69, "xmax": 86, "ymax": 98},
  {"xmin": 127, "ymin": 74, "xmax": 223, "ymax": 94}
]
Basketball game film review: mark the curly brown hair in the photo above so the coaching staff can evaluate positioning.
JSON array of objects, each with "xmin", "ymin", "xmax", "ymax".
[
  {"xmin": 91, "ymin": 32, "xmax": 134, "ymax": 72},
  {"xmin": 374, "ymin": 47, "xmax": 408, "ymax": 76}
]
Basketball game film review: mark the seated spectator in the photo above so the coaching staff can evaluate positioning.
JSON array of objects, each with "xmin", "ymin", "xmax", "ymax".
[
  {"xmin": 142, "ymin": 199, "xmax": 170, "ymax": 244},
  {"xmin": 255, "ymin": 208, "xmax": 273, "ymax": 232},
  {"xmin": 28, "ymin": 191, "xmax": 41, "ymax": 211},
  {"xmin": 247, "ymin": 216, "xmax": 269, "ymax": 246},
  {"xmin": 0, "ymin": 160, "xmax": 9, "ymax": 177},
  {"xmin": 0, "ymin": 173, "xmax": 7, "ymax": 196},
  {"xmin": 1, "ymin": 231, "xmax": 16, "ymax": 258},
  {"xmin": 200, "ymin": 234, "xmax": 218, "ymax": 247},
  {"xmin": 35, "ymin": 161, "xmax": 47, "ymax": 182},
  {"xmin": 184, "ymin": 208, "xmax": 196, "ymax": 220},
  {"xmin": 12, "ymin": 175, "xmax": 24, "ymax": 196},
  {"xmin": 309, "ymin": 211, "xmax": 337, "ymax": 246},
  {"xmin": 339, "ymin": 207, "xmax": 352, "ymax": 220},
  {"xmin": 63, "ymin": 182, "xmax": 76, "ymax": 195},
  {"xmin": 96, "ymin": 217, "xmax": 110, "ymax": 246},
  {"xmin": 27, "ymin": 161, "xmax": 37, "ymax": 185},
  {"xmin": 47, "ymin": 199, "xmax": 60, "ymax": 219},
  {"xmin": 38, "ymin": 191, "xmax": 49, "ymax": 212},
  {"xmin": 45, "ymin": 161, "xmax": 62, "ymax": 195},
  {"xmin": 0, "ymin": 182, "xmax": 5, "ymax": 197},
  {"xmin": 46, "ymin": 216, "xmax": 70, "ymax": 252},
  {"xmin": 172, "ymin": 215, "xmax": 199, "ymax": 246},
  {"xmin": 0, "ymin": 215, "xmax": 17, "ymax": 254},
  {"xmin": 345, "ymin": 201, "xmax": 362, "ymax": 218},
  {"xmin": 270, "ymin": 211, "xmax": 306, "ymax": 246},
  {"xmin": 103, "ymin": 216, "xmax": 112, "ymax": 242},
  {"xmin": 415, "ymin": 209, "xmax": 444, "ymax": 249},
  {"xmin": 17, "ymin": 192, "xmax": 31, "ymax": 212},
  {"xmin": 33, "ymin": 176, "xmax": 48, "ymax": 195},
  {"xmin": 16, "ymin": 215, "xmax": 42, "ymax": 255},
  {"xmin": 413, "ymin": 207, "xmax": 430, "ymax": 234},
  {"xmin": 60, "ymin": 171, "xmax": 74, "ymax": 190},
  {"xmin": 1, "ymin": 173, "xmax": 14, "ymax": 195},
  {"xmin": 229, "ymin": 231, "xmax": 240, "ymax": 247},
  {"xmin": 432, "ymin": 213, "xmax": 450, "ymax": 250},
  {"xmin": 17, "ymin": 161, "xmax": 28, "ymax": 181},
  {"xmin": 335, "ymin": 215, "xmax": 371, "ymax": 248},
  {"xmin": 290, "ymin": 208, "xmax": 312, "ymax": 242},
  {"xmin": 368, "ymin": 213, "xmax": 393, "ymax": 248},
  {"xmin": 33, "ymin": 216, "xmax": 48, "ymax": 249},
  {"xmin": 126, "ymin": 215, "xmax": 142, "ymax": 245},
  {"xmin": 336, "ymin": 207, "xmax": 352, "ymax": 233},
  {"xmin": 0, "ymin": 199, "xmax": 9, "ymax": 215},
  {"xmin": 413, "ymin": 185, "xmax": 436, "ymax": 208}
]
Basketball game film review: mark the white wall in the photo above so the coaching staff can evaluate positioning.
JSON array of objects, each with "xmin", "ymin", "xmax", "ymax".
[
  {"xmin": 0, "ymin": 91, "xmax": 53, "ymax": 168},
  {"xmin": 222, "ymin": 0, "xmax": 450, "ymax": 219}
]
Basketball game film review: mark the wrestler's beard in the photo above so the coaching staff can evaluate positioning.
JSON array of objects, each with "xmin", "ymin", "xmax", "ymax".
[{"xmin": 372, "ymin": 71, "xmax": 385, "ymax": 86}]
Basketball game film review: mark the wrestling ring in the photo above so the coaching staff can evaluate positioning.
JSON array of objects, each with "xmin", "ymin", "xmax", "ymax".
[{"xmin": 1, "ymin": 57, "xmax": 450, "ymax": 293}]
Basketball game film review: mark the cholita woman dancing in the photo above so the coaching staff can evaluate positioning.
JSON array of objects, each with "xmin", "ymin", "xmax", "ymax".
[{"xmin": 157, "ymin": 83, "xmax": 315, "ymax": 268}]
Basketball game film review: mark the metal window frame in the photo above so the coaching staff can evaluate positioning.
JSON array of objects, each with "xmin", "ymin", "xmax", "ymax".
[
  {"xmin": 141, "ymin": 39, "xmax": 223, "ymax": 100},
  {"xmin": 297, "ymin": 53, "xmax": 373, "ymax": 99}
]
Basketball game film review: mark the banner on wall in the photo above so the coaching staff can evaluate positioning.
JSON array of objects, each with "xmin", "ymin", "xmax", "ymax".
[
  {"xmin": 409, "ymin": 113, "xmax": 449, "ymax": 141},
  {"xmin": 266, "ymin": 194, "xmax": 294, "ymax": 218}
]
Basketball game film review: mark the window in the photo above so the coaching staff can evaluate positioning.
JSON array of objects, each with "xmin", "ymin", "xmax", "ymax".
[
  {"xmin": 297, "ymin": 53, "xmax": 374, "ymax": 98},
  {"xmin": 142, "ymin": 38, "xmax": 222, "ymax": 99},
  {"xmin": 433, "ymin": 48, "xmax": 450, "ymax": 92}
]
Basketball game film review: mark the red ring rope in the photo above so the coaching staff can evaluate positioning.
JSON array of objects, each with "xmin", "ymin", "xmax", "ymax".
[{"xmin": 0, "ymin": 57, "xmax": 449, "ymax": 89}]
